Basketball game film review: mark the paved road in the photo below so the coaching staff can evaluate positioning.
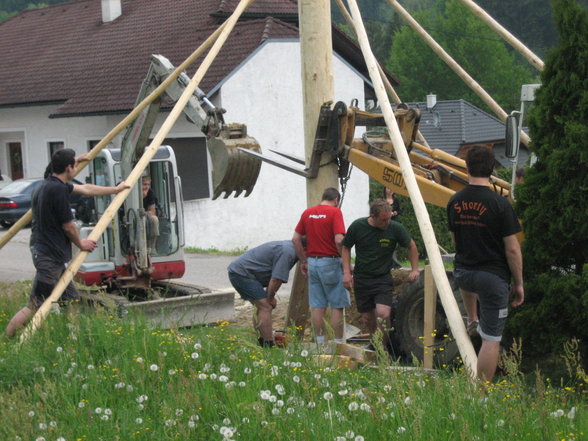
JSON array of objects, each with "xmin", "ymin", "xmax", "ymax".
[{"xmin": 0, "ymin": 228, "xmax": 293, "ymax": 296}]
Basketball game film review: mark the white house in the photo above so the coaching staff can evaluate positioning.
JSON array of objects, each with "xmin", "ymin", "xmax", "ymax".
[{"xmin": 0, "ymin": 0, "xmax": 399, "ymax": 250}]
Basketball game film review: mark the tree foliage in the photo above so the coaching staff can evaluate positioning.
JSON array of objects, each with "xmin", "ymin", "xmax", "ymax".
[
  {"xmin": 386, "ymin": 0, "xmax": 534, "ymax": 111},
  {"xmin": 507, "ymin": 0, "xmax": 588, "ymax": 365}
]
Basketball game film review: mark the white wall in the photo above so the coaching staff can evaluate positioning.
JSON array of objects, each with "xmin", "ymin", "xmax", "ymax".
[{"xmin": 182, "ymin": 40, "xmax": 370, "ymax": 251}]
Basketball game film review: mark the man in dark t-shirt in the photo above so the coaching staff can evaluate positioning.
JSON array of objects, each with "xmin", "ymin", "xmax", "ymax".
[
  {"xmin": 342, "ymin": 199, "xmax": 419, "ymax": 351},
  {"xmin": 6, "ymin": 149, "xmax": 128, "ymax": 338},
  {"xmin": 447, "ymin": 144, "xmax": 524, "ymax": 382}
]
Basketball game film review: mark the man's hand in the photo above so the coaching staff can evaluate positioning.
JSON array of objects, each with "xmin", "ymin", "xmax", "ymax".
[
  {"xmin": 268, "ymin": 296, "xmax": 277, "ymax": 310},
  {"xmin": 300, "ymin": 262, "xmax": 308, "ymax": 277},
  {"xmin": 79, "ymin": 239, "xmax": 97, "ymax": 252},
  {"xmin": 343, "ymin": 272, "xmax": 353, "ymax": 290},
  {"xmin": 511, "ymin": 284, "xmax": 524, "ymax": 307},
  {"xmin": 114, "ymin": 181, "xmax": 130, "ymax": 194},
  {"xmin": 407, "ymin": 269, "xmax": 420, "ymax": 282}
]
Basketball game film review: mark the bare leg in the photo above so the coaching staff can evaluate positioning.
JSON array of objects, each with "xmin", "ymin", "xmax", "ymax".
[
  {"xmin": 361, "ymin": 310, "xmax": 377, "ymax": 335},
  {"xmin": 459, "ymin": 289, "xmax": 479, "ymax": 324},
  {"xmin": 330, "ymin": 308, "xmax": 345, "ymax": 340},
  {"xmin": 477, "ymin": 339, "xmax": 500, "ymax": 382},
  {"xmin": 311, "ymin": 307, "xmax": 326, "ymax": 338},
  {"xmin": 375, "ymin": 303, "xmax": 392, "ymax": 347},
  {"xmin": 252, "ymin": 299, "xmax": 273, "ymax": 341},
  {"xmin": 6, "ymin": 306, "xmax": 35, "ymax": 338}
]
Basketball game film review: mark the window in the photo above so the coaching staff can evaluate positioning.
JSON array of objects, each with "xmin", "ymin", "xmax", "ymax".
[
  {"xmin": 87, "ymin": 140, "xmax": 101, "ymax": 152},
  {"xmin": 48, "ymin": 141, "xmax": 64, "ymax": 158},
  {"xmin": 160, "ymin": 138, "xmax": 210, "ymax": 201}
]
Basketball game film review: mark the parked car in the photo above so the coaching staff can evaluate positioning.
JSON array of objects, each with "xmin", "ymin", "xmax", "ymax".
[{"xmin": 0, "ymin": 178, "xmax": 83, "ymax": 228}]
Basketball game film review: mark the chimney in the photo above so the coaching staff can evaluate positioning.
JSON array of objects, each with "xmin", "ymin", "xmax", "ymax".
[
  {"xmin": 426, "ymin": 93, "xmax": 437, "ymax": 110},
  {"xmin": 102, "ymin": 0, "xmax": 121, "ymax": 23}
]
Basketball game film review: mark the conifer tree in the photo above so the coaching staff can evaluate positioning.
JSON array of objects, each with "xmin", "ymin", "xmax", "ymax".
[{"xmin": 508, "ymin": 0, "xmax": 588, "ymax": 367}]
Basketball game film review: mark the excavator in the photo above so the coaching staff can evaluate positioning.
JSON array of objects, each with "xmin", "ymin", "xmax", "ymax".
[
  {"xmin": 244, "ymin": 99, "xmax": 515, "ymax": 365},
  {"xmin": 72, "ymin": 54, "xmax": 262, "ymax": 328}
]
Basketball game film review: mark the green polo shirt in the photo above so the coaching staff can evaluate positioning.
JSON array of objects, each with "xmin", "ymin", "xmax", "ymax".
[{"xmin": 342, "ymin": 217, "xmax": 411, "ymax": 279}]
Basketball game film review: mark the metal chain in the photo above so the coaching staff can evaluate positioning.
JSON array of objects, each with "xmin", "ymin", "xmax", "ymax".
[{"xmin": 338, "ymin": 160, "xmax": 354, "ymax": 208}]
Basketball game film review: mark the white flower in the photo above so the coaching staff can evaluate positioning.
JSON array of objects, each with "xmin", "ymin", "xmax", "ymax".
[
  {"xmin": 38, "ymin": 422, "xmax": 47, "ymax": 430},
  {"xmin": 568, "ymin": 407, "xmax": 577, "ymax": 419},
  {"xmin": 301, "ymin": 350, "xmax": 309, "ymax": 357},
  {"xmin": 360, "ymin": 403, "xmax": 370, "ymax": 411},
  {"xmin": 198, "ymin": 373, "xmax": 207, "ymax": 380},
  {"xmin": 94, "ymin": 407, "xmax": 102, "ymax": 414},
  {"xmin": 87, "ymin": 364, "xmax": 95, "ymax": 370},
  {"xmin": 276, "ymin": 400, "xmax": 284, "ymax": 407},
  {"xmin": 136, "ymin": 394, "xmax": 148, "ymax": 403},
  {"xmin": 287, "ymin": 407, "xmax": 295, "ymax": 414},
  {"xmin": 260, "ymin": 390, "xmax": 271, "ymax": 400},
  {"xmin": 210, "ymin": 373, "xmax": 218, "ymax": 380},
  {"xmin": 271, "ymin": 408, "xmax": 280, "ymax": 415},
  {"xmin": 404, "ymin": 396, "xmax": 412, "ymax": 405},
  {"xmin": 168, "ymin": 369, "xmax": 176, "ymax": 375},
  {"xmin": 100, "ymin": 415, "xmax": 109, "ymax": 421},
  {"xmin": 307, "ymin": 401, "xmax": 316, "ymax": 408},
  {"xmin": 355, "ymin": 436, "xmax": 365, "ymax": 441},
  {"xmin": 220, "ymin": 427, "xmax": 234, "ymax": 438},
  {"xmin": 338, "ymin": 389, "xmax": 348, "ymax": 396},
  {"xmin": 150, "ymin": 364, "xmax": 158, "ymax": 372},
  {"xmin": 28, "ymin": 411, "xmax": 35, "ymax": 417},
  {"xmin": 176, "ymin": 409, "xmax": 184, "ymax": 416},
  {"xmin": 323, "ymin": 392, "xmax": 333, "ymax": 400},
  {"xmin": 193, "ymin": 343, "xmax": 202, "ymax": 350},
  {"xmin": 397, "ymin": 426, "xmax": 406, "ymax": 433},
  {"xmin": 293, "ymin": 375, "xmax": 300, "ymax": 383},
  {"xmin": 135, "ymin": 418, "xmax": 143, "ymax": 424},
  {"xmin": 190, "ymin": 352, "xmax": 199, "ymax": 359},
  {"xmin": 346, "ymin": 430, "xmax": 355, "ymax": 438},
  {"xmin": 56, "ymin": 346, "xmax": 63, "ymax": 353},
  {"xmin": 275, "ymin": 384, "xmax": 285, "ymax": 395},
  {"xmin": 220, "ymin": 364, "xmax": 230, "ymax": 373},
  {"xmin": 136, "ymin": 357, "xmax": 144, "ymax": 363},
  {"xmin": 270, "ymin": 366, "xmax": 279, "ymax": 377},
  {"xmin": 78, "ymin": 402, "xmax": 85, "ymax": 408},
  {"xmin": 496, "ymin": 419, "xmax": 505, "ymax": 427},
  {"xmin": 269, "ymin": 395, "xmax": 277, "ymax": 403},
  {"xmin": 239, "ymin": 381, "xmax": 246, "ymax": 387},
  {"xmin": 261, "ymin": 421, "xmax": 268, "ymax": 426},
  {"xmin": 348, "ymin": 402, "xmax": 359, "ymax": 411},
  {"xmin": 244, "ymin": 367, "xmax": 252, "ymax": 374},
  {"xmin": 219, "ymin": 375, "xmax": 229, "ymax": 382},
  {"xmin": 188, "ymin": 420, "xmax": 196, "ymax": 428}
]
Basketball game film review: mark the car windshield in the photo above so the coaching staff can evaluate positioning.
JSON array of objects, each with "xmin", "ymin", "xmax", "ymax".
[{"xmin": 0, "ymin": 180, "xmax": 39, "ymax": 195}]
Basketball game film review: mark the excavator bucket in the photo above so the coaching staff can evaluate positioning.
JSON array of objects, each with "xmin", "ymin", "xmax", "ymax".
[{"xmin": 206, "ymin": 123, "xmax": 262, "ymax": 199}]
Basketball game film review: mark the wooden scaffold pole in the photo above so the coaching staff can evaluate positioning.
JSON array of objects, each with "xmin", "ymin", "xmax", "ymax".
[
  {"xmin": 345, "ymin": 0, "xmax": 478, "ymax": 379},
  {"xmin": 19, "ymin": 0, "xmax": 256, "ymax": 344}
]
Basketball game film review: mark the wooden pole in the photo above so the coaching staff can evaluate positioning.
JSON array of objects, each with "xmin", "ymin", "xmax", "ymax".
[
  {"xmin": 345, "ymin": 0, "xmax": 477, "ymax": 379},
  {"xmin": 334, "ymin": 0, "xmax": 429, "ymax": 147},
  {"xmin": 19, "ymin": 0, "xmax": 255, "ymax": 344},
  {"xmin": 386, "ymin": 0, "xmax": 530, "ymax": 147},
  {"xmin": 0, "ymin": 20, "xmax": 230, "ymax": 251},
  {"xmin": 286, "ymin": 0, "xmax": 337, "ymax": 331},
  {"xmin": 423, "ymin": 265, "xmax": 437, "ymax": 369},
  {"xmin": 457, "ymin": 0, "xmax": 544, "ymax": 71}
]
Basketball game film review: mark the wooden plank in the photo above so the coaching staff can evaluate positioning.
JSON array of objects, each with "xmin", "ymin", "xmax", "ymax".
[{"xmin": 423, "ymin": 265, "xmax": 438, "ymax": 369}]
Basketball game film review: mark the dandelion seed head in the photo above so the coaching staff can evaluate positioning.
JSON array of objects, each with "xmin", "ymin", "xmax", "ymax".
[
  {"xmin": 135, "ymin": 418, "xmax": 143, "ymax": 424},
  {"xmin": 276, "ymin": 400, "xmax": 284, "ymax": 407},
  {"xmin": 244, "ymin": 367, "xmax": 252, "ymax": 374},
  {"xmin": 164, "ymin": 419, "xmax": 175, "ymax": 427},
  {"xmin": 307, "ymin": 401, "xmax": 316, "ymax": 408},
  {"xmin": 78, "ymin": 402, "xmax": 85, "ymax": 408},
  {"xmin": 404, "ymin": 396, "xmax": 412, "ymax": 405},
  {"xmin": 239, "ymin": 381, "xmax": 246, "ymax": 387},
  {"xmin": 219, "ymin": 375, "xmax": 229, "ymax": 382},
  {"xmin": 360, "ymin": 403, "xmax": 370, "ymax": 411},
  {"xmin": 94, "ymin": 407, "xmax": 102, "ymax": 414},
  {"xmin": 275, "ymin": 384, "xmax": 285, "ymax": 395},
  {"xmin": 193, "ymin": 342, "xmax": 202, "ymax": 350},
  {"xmin": 35, "ymin": 437, "xmax": 45, "ymax": 441},
  {"xmin": 100, "ymin": 415, "xmax": 109, "ymax": 421},
  {"xmin": 323, "ymin": 392, "xmax": 333, "ymax": 400},
  {"xmin": 496, "ymin": 419, "xmax": 504, "ymax": 427},
  {"xmin": 568, "ymin": 407, "xmax": 577, "ymax": 419},
  {"xmin": 135, "ymin": 357, "xmax": 144, "ymax": 363},
  {"xmin": 28, "ymin": 411, "xmax": 35, "ymax": 417},
  {"xmin": 188, "ymin": 420, "xmax": 196, "ymax": 428},
  {"xmin": 242, "ymin": 417, "xmax": 250, "ymax": 423},
  {"xmin": 338, "ymin": 389, "xmax": 348, "ymax": 396},
  {"xmin": 272, "ymin": 408, "xmax": 280, "ymax": 415},
  {"xmin": 448, "ymin": 413, "xmax": 456, "ymax": 420},
  {"xmin": 56, "ymin": 437, "xmax": 66, "ymax": 441},
  {"xmin": 38, "ymin": 423, "xmax": 47, "ymax": 430},
  {"xmin": 56, "ymin": 346, "xmax": 63, "ymax": 353},
  {"xmin": 348, "ymin": 401, "xmax": 359, "ymax": 411},
  {"xmin": 270, "ymin": 366, "xmax": 279, "ymax": 377},
  {"xmin": 198, "ymin": 373, "xmax": 207, "ymax": 380},
  {"xmin": 346, "ymin": 430, "xmax": 355, "ymax": 438},
  {"xmin": 126, "ymin": 385, "xmax": 134, "ymax": 392},
  {"xmin": 397, "ymin": 426, "xmax": 406, "ymax": 433},
  {"xmin": 210, "ymin": 373, "xmax": 218, "ymax": 380},
  {"xmin": 293, "ymin": 375, "xmax": 300, "ymax": 383},
  {"xmin": 150, "ymin": 364, "xmax": 159, "ymax": 372},
  {"xmin": 355, "ymin": 436, "xmax": 365, "ymax": 441}
]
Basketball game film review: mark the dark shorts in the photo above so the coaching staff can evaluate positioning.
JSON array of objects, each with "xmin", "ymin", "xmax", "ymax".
[
  {"xmin": 453, "ymin": 268, "xmax": 510, "ymax": 342},
  {"xmin": 228, "ymin": 271, "xmax": 266, "ymax": 302},
  {"xmin": 28, "ymin": 250, "xmax": 79, "ymax": 310},
  {"xmin": 353, "ymin": 273, "xmax": 395, "ymax": 313}
]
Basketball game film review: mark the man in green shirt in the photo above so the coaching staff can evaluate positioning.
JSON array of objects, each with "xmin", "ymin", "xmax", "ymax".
[{"xmin": 341, "ymin": 199, "xmax": 419, "ymax": 351}]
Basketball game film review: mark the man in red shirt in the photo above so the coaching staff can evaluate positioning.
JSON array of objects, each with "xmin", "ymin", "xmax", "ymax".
[{"xmin": 293, "ymin": 188, "xmax": 350, "ymax": 343}]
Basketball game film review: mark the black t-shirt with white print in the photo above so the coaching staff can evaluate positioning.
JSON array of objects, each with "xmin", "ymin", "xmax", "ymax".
[{"xmin": 447, "ymin": 185, "xmax": 521, "ymax": 282}]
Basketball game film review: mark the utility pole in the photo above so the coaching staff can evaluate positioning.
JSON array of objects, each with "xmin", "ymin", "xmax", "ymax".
[{"xmin": 286, "ymin": 0, "xmax": 339, "ymax": 331}]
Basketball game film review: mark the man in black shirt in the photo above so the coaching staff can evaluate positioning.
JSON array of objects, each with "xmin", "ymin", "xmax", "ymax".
[
  {"xmin": 6, "ymin": 149, "xmax": 128, "ymax": 337},
  {"xmin": 447, "ymin": 145, "xmax": 524, "ymax": 382}
]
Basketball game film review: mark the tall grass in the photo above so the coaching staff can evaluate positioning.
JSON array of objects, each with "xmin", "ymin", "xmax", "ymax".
[{"xmin": 0, "ymin": 283, "xmax": 585, "ymax": 441}]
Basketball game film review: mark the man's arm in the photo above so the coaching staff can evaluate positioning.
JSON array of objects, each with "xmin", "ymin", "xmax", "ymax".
[
  {"xmin": 341, "ymin": 245, "xmax": 353, "ymax": 290},
  {"xmin": 334, "ymin": 233, "xmax": 344, "ymax": 256},
  {"xmin": 504, "ymin": 234, "xmax": 524, "ymax": 307},
  {"xmin": 72, "ymin": 181, "xmax": 129, "ymax": 197},
  {"xmin": 62, "ymin": 221, "xmax": 96, "ymax": 252},
  {"xmin": 292, "ymin": 232, "xmax": 308, "ymax": 276},
  {"xmin": 406, "ymin": 240, "xmax": 420, "ymax": 282}
]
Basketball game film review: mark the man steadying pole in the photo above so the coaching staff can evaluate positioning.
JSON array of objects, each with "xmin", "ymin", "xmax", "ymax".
[{"xmin": 6, "ymin": 149, "xmax": 129, "ymax": 337}]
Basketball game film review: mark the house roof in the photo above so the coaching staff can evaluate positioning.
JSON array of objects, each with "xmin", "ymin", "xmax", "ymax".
[
  {"xmin": 410, "ymin": 99, "xmax": 528, "ymax": 167},
  {"xmin": 0, "ymin": 0, "xmax": 396, "ymax": 118}
]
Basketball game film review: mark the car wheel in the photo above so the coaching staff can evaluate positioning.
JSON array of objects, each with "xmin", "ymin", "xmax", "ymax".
[{"xmin": 0, "ymin": 220, "xmax": 14, "ymax": 229}]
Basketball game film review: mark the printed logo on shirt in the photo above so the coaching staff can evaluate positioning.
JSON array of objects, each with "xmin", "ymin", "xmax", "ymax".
[
  {"xmin": 309, "ymin": 214, "xmax": 327, "ymax": 219},
  {"xmin": 379, "ymin": 238, "xmax": 391, "ymax": 248},
  {"xmin": 452, "ymin": 201, "xmax": 487, "ymax": 216},
  {"xmin": 452, "ymin": 201, "xmax": 489, "ymax": 227}
]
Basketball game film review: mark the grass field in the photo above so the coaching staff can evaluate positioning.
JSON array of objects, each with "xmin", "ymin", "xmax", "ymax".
[{"xmin": 0, "ymin": 281, "xmax": 586, "ymax": 441}]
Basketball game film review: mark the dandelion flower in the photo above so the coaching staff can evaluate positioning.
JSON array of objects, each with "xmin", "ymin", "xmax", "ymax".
[
  {"xmin": 135, "ymin": 418, "xmax": 143, "ymax": 424},
  {"xmin": 260, "ymin": 390, "xmax": 271, "ymax": 400},
  {"xmin": 193, "ymin": 342, "xmax": 202, "ymax": 350},
  {"xmin": 188, "ymin": 420, "xmax": 196, "ymax": 428},
  {"xmin": 56, "ymin": 346, "xmax": 63, "ymax": 353},
  {"xmin": 355, "ymin": 436, "xmax": 365, "ymax": 441},
  {"xmin": 198, "ymin": 373, "xmax": 207, "ymax": 380},
  {"xmin": 35, "ymin": 437, "xmax": 45, "ymax": 441},
  {"xmin": 346, "ymin": 430, "xmax": 355, "ymax": 438},
  {"xmin": 168, "ymin": 369, "xmax": 176, "ymax": 375},
  {"xmin": 94, "ymin": 408, "xmax": 103, "ymax": 414},
  {"xmin": 191, "ymin": 352, "xmax": 199, "ymax": 359},
  {"xmin": 338, "ymin": 389, "xmax": 348, "ymax": 396},
  {"xmin": 222, "ymin": 418, "xmax": 231, "ymax": 425},
  {"xmin": 39, "ymin": 422, "xmax": 47, "ymax": 430},
  {"xmin": 150, "ymin": 364, "xmax": 159, "ymax": 371},
  {"xmin": 397, "ymin": 426, "xmax": 406, "ymax": 433},
  {"xmin": 293, "ymin": 375, "xmax": 300, "ymax": 383},
  {"xmin": 28, "ymin": 411, "xmax": 35, "ymax": 417},
  {"xmin": 323, "ymin": 392, "xmax": 333, "ymax": 400},
  {"xmin": 276, "ymin": 400, "xmax": 284, "ymax": 407},
  {"xmin": 100, "ymin": 415, "xmax": 109, "ymax": 421},
  {"xmin": 404, "ymin": 396, "xmax": 412, "ymax": 405},
  {"xmin": 219, "ymin": 375, "xmax": 229, "ymax": 382},
  {"xmin": 301, "ymin": 349, "xmax": 309, "ymax": 357},
  {"xmin": 360, "ymin": 403, "xmax": 370, "ymax": 411},
  {"xmin": 496, "ymin": 419, "xmax": 505, "ymax": 427},
  {"xmin": 287, "ymin": 407, "xmax": 295, "ymax": 414},
  {"xmin": 275, "ymin": 384, "xmax": 285, "ymax": 395},
  {"xmin": 307, "ymin": 401, "xmax": 316, "ymax": 408},
  {"xmin": 78, "ymin": 402, "xmax": 85, "ymax": 408},
  {"xmin": 348, "ymin": 402, "xmax": 359, "ymax": 411},
  {"xmin": 239, "ymin": 381, "xmax": 246, "ymax": 387},
  {"xmin": 220, "ymin": 427, "xmax": 234, "ymax": 437},
  {"xmin": 271, "ymin": 408, "xmax": 280, "ymax": 415},
  {"xmin": 210, "ymin": 373, "xmax": 218, "ymax": 380},
  {"xmin": 336, "ymin": 437, "xmax": 346, "ymax": 441},
  {"xmin": 244, "ymin": 367, "xmax": 252, "ymax": 374}
]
